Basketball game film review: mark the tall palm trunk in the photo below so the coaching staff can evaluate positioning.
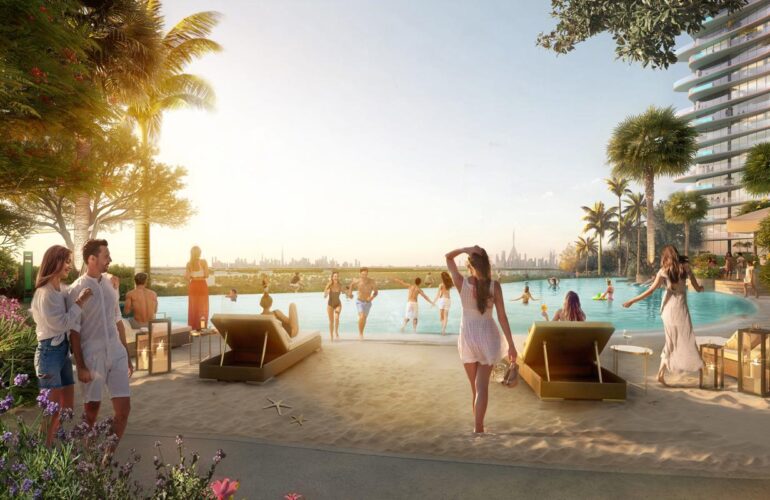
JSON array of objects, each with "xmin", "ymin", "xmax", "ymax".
[
  {"xmin": 625, "ymin": 237, "xmax": 630, "ymax": 276},
  {"xmin": 134, "ymin": 132, "xmax": 151, "ymax": 279},
  {"xmin": 636, "ymin": 220, "xmax": 642, "ymax": 283},
  {"xmin": 585, "ymin": 253, "xmax": 589, "ymax": 273},
  {"xmin": 597, "ymin": 226, "xmax": 603, "ymax": 276},
  {"xmin": 73, "ymin": 196, "xmax": 90, "ymax": 271},
  {"xmin": 617, "ymin": 195, "xmax": 622, "ymax": 273},
  {"xmin": 684, "ymin": 221, "xmax": 690, "ymax": 257},
  {"xmin": 644, "ymin": 170, "xmax": 655, "ymax": 265}
]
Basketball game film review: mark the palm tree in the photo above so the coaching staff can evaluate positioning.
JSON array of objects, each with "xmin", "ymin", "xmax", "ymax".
[
  {"xmin": 575, "ymin": 235, "xmax": 598, "ymax": 274},
  {"xmin": 608, "ymin": 212, "xmax": 634, "ymax": 275},
  {"xmin": 126, "ymin": 7, "xmax": 222, "ymax": 277},
  {"xmin": 623, "ymin": 192, "xmax": 646, "ymax": 282},
  {"xmin": 606, "ymin": 176, "xmax": 631, "ymax": 273},
  {"xmin": 581, "ymin": 201, "xmax": 616, "ymax": 275},
  {"xmin": 742, "ymin": 142, "xmax": 770, "ymax": 195},
  {"xmin": 664, "ymin": 191, "xmax": 708, "ymax": 257},
  {"xmin": 71, "ymin": 0, "xmax": 164, "ymax": 270},
  {"xmin": 607, "ymin": 106, "xmax": 698, "ymax": 266}
]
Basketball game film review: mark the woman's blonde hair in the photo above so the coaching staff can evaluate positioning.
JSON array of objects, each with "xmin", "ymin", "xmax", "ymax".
[
  {"xmin": 188, "ymin": 246, "xmax": 202, "ymax": 270},
  {"xmin": 561, "ymin": 291, "xmax": 586, "ymax": 321}
]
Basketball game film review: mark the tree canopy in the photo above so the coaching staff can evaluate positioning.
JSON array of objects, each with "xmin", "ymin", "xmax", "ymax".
[
  {"xmin": 537, "ymin": 0, "xmax": 749, "ymax": 69},
  {"xmin": 743, "ymin": 142, "xmax": 770, "ymax": 195}
]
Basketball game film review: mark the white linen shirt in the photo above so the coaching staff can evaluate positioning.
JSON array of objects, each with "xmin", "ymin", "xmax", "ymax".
[
  {"xmin": 30, "ymin": 283, "xmax": 81, "ymax": 344},
  {"xmin": 68, "ymin": 273, "xmax": 125, "ymax": 360}
]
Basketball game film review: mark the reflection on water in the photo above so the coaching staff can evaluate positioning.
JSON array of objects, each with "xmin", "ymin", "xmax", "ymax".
[{"xmin": 155, "ymin": 278, "xmax": 757, "ymax": 336}]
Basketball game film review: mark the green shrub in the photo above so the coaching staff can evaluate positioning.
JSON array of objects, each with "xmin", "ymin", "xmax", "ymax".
[
  {"xmin": 0, "ymin": 299, "xmax": 37, "ymax": 405},
  {"xmin": 0, "ymin": 251, "xmax": 19, "ymax": 293}
]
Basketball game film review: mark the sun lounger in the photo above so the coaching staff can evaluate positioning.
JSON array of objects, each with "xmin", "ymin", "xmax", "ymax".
[
  {"xmin": 199, "ymin": 313, "xmax": 322, "ymax": 382},
  {"xmin": 121, "ymin": 319, "xmax": 192, "ymax": 357},
  {"xmin": 518, "ymin": 321, "xmax": 626, "ymax": 401}
]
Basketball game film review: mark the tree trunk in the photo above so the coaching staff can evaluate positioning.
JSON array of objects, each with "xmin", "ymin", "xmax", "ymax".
[
  {"xmin": 645, "ymin": 171, "xmax": 656, "ymax": 265},
  {"xmin": 684, "ymin": 221, "xmax": 690, "ymax": 257},
  {"xmin": 636, "ymin": 222, "xmax": 642, "ymax": 283},
  {"xmin": 135, "ymin": 143, "xmax": 151, "ymax": 279},
  {"xmin": 585, "ymin": 254, "xmax": 589, "ymax": 273},
  {"xmin": 598, "ymin": 234, "xmax": 603, "ymax": 276},
  {"xmin": 73, "ymin": 195, "xmax": 90, "ymax": 272},
  {"xmin": 618, "ymin": 195, "xmax": 622, "ymax": 275},
  {"xmin": 625, "ymin": 238, "xmax": 630, "ymax": 276}
]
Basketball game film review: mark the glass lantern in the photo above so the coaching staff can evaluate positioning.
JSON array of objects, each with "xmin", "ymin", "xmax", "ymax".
[
  {"xmin": 147, "ymin": 318, "xmax": 172, "ymax": 375},
  {"xmin": 135, "ymin": 328, "xmax": 150, "ymax": 372},
  {"xmin": 699, "ymin": 344, "xmax": 724, "ymax": 390},
  {"xmin": 737, "ymin": 328, "xmax": 770, "ymax": 397}
]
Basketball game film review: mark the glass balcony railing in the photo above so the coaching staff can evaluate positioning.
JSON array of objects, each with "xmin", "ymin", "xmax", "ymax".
[
  {"xmin": 691, "ymin": 57, "xmax": 770, "ymax": 97},
  {"xmin": 689, "ymin": 92, "xmax": 770, "ymax": 121},
  {"xmin": 698, "ymin": 115, "xmax": 770, "ymax": 142},
  {"xmin": 694, "ymin": 3, "xmax": 770, "ymax": 47},
  {"xmin": 690, "ymin": 43, "xmax": 770, "ymax": 83},
  {"xmin": 690, "ymin": 20, "xmax": 770, "ymax": 63}
]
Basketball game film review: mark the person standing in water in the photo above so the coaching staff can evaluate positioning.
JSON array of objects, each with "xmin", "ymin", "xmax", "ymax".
[
  {"xmin": 347, "ymin": 267, "xmax": 378, "ymax": 339},
  {"xmin": 433, "ymin": 271, "xmax": 454, "ymax": 335},
  {"xmin": 600, "ymin": 279, "xmax": 614, "ymax": 300},
  {"xmin": 392, "ymin": 277, "xmax": 435, "ymax": 333},
  {"xmin": 744, "ymin": 258, "xmax": 759, "ymax": 298},
  {"xmin": 323, "ymin": 271, "xmax": 345, "ymax": 341},
  {"xmin": 446, "ymin": 245, "xmax": 516, "ymax": 434},
  {"xmin": 623, "ymin": 245, "xmax": 704, "ymax": 386},
  {"xmin": 511, "ymin": 284, "xmax": 538, "ymax": 304}
]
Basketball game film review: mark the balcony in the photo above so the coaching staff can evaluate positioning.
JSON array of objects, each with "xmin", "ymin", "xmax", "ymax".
[
  {"xmin": 675, "ymin": 165, "xmax": 745, "ymax": 183},
  {"xmin": 678, "ymin": 85, "xmax": 770, "ymax": 120},
  {"xmin": 678, "ymin": 1, "xmax": 770, "ymax": 60},
  {"xmin": 687, "ymin": 22, "xmax": 770, "ymax": 71},
  {"xmin": 689, "ymin": 59, "xmax": 770, "ymax": 100},
  {"xmin": 674, "ymin": 42, "xmax": 770, "ymax": 92}
]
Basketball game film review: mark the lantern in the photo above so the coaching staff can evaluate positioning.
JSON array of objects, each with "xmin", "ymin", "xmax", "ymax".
[
  {"xmin": 699, "ymin": 343, "xmax": 724, "ymax": 390},
  {"xmin": 737, "ymin": 327, "xmax": 770, "ymax": 397}
]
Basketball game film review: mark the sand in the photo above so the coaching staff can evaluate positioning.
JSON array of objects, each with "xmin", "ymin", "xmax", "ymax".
[{"xmin": 92, "ymin": 332, "xmax": 770, "ymax": 480}]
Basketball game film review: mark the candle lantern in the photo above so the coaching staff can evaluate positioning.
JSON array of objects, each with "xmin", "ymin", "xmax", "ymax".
[
  {"xmin": 737, "ymin": 328, "xmax": 770, "ymax": 397},
  {"xmin": 699, "ymin": 343, "xmax": 724, "ymax": 390},
  {"xmin": 147, "ymin": 318, "xmax": 172, "ymax": 375},
  {"xmin": 200, "ymin": 315, "xmax": 207, "ymax": 331},
  {"xmin": 135, "ymin": 328, "xmax": 150, "ymax": 372}
]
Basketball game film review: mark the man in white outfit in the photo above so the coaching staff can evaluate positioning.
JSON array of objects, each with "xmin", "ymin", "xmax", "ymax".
[{"xmin": 69, "ymin": 239, "xmax": 133, "ymax": 448}]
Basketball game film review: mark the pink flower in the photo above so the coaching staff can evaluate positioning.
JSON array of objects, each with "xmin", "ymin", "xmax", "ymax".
[
  {"xmin": 211, "ymin": 478, "xmax": 239, "ymax": 500},
  {"xmin": 284, "ymin": 494, "xmax": 303, "ymax": 500}
]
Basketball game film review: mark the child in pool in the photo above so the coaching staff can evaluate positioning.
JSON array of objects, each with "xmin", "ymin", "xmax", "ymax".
[{"xmin": 600, "ymin": 279, "xmax": 614, "ymax": 300}]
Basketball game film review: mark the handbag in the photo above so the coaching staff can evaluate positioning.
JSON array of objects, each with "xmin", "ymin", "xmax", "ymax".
[{"xmin": 501, "ymin": 362, "xmax": 519, "ymax": 387}]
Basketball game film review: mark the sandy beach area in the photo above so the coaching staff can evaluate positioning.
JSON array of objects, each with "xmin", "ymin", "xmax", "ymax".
[{"xmin": 79, "ymin": 329, "xmax": 770, "ymax": 480}]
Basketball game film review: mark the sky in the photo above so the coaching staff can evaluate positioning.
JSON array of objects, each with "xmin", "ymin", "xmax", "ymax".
[{"xmin": 23, "ymin": 0, "xmax": 693, "ymax": 267}]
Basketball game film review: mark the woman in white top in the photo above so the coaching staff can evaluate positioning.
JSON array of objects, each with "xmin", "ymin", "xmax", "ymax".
[{"xmin": 31, "ymin": 245, "xmax": 92, "ymax": 445}]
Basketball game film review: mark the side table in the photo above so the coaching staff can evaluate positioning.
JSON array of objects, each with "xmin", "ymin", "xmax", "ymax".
[
  {"xmin": 611, "ymin": 345, "xmax": 653, "ymax": 393},
  {"xmin": 188, "ymin": 328, "xmax": 215, "ymax": 365}
]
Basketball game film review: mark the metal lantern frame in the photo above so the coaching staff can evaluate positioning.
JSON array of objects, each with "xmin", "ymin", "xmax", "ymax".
[
  {"xmin": 135, "ymin": 319, "xmax": 172, "ymax": 375},
  {"xmin": 699, "ymin": 343, "xmax": 724, "ymax": 390},
  {"xmin": 737, "ymin": 328, "xmax": 770, "ymax": 397}
]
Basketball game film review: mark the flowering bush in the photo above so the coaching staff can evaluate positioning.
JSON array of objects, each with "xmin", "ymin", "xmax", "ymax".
[
  {"xmin": 0, "ymin": 303, "xmax": 37, "ymax": 405},
  {"xmin": 0, "ymin": 373, "xmax": 233, "ymax": 499}
]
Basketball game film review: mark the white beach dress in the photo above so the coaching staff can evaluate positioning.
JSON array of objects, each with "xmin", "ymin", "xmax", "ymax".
[
  {"xmin": 658, "ymin": 268, "xmax": 703, "ymax": 373},
  {"xmin": 457, "ymin": 277, "xmax": 506, "ymax": 366}
]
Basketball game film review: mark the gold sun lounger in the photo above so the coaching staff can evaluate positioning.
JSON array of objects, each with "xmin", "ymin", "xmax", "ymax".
[
  {"xmin": 199, "ymin": 313, "xmax": 322, "ymax": 383},
  {"xmin": 518, "ymin": 321, "xmax": 626, "ymax": 401}
]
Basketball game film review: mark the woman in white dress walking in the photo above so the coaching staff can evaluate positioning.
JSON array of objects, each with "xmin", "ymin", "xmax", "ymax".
[
  {"xmin": 446, "ymin": 245, "xmax": 516, "ymax": 433},
  {"xmin": 623, "ymin": 245, "xmax": 704, "ymax": 386}
]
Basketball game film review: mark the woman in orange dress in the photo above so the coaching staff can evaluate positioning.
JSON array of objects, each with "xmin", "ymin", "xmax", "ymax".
[{"xmin": 185, "ymin": 246, "xmax": 210, "ymax": 329}]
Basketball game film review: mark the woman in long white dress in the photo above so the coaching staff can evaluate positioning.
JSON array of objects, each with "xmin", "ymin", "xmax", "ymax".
[
  {"xmin": 623, "ymin": 245, "xmax": 704, "ymax": 386},
  {"xmin": 446, "ymin": 245, "xmax": 517, "ymax": 433}
]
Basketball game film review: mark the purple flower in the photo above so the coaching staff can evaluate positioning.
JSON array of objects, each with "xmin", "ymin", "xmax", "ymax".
[
  {"xmin": 55, "ymin": 427, "xmax": 68, "ymax": 442},
  {"xmin": 41, "ymin": 469, "xmax": 54, "ymax": 481},
  {"xmin": 36, "ymin": 389, "xmax": 51, "ymax": 408},
  {"xmin": 33, "ymin": 489, "xmax": 43, "ymax": 500},
  {"xmin": 213, "ymin": 449, "xmax": 226, "ymax": 464},
  {"xmin": 2, "ymin": 431, "xmax": 13, "ymax": 444},
  {"xmin": 43, "ymin": 401, "xmax": 60, "ymax": 417},
  {"xmin": 13, "ymin": 373, "xmax": 29, "ymax": 387},
  {"xmin": 11, "ymin": 462, "xmax": 27, "ymax": 474},
  {"xmin": 156, "ymin": 477, "xmax": 166, "ymax": 489},
  {"xmin": 0, "ymin": 393, "xmax": 14, "ymax": 414},
  {"xmin": 8, "ymin": 484, "xmax": 17, "ymax": 496},
  {"xmin": 21, "ymin": 478, "xmax": 33, "ymax": 492},
  {"xmin": 0, "ymin": 457, "xmax": 6, "ymax": 470},
  {"xmin": 175, "ymin": 434, "xmax": 184, "ymax": 447},
  {"xmin": 59, "ymin": 407, "xmax": 74, "ymax": 423}
]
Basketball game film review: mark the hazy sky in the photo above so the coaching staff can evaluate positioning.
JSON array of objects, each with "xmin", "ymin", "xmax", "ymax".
[{"xmin": 24, "ymin": 0, "xmax": 692, "ymax": 267}]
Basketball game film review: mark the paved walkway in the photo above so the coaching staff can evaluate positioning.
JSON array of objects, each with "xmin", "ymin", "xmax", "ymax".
[{"xmin": 120, "ymin": 432, "xmax": 770, "ymax": 500}]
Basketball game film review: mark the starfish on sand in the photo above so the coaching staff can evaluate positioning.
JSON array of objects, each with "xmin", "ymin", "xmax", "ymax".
[
  {"xmin": 262, "ymin": 398, "xmax": 292, "ymax": 416},
  {"xmin": 290, "ymin": 414, "xmax": 308, "ymax": 426}
]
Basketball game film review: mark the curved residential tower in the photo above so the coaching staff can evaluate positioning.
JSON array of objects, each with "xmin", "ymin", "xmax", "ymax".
[{"xmin": 674, "ymin": 0, "xmax": 770, "ymax": 254}]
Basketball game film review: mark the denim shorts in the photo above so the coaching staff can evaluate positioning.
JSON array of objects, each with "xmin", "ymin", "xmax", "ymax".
[{"xmin": 34, "ymin": 338, "xmax": 75, "ymax": 389}]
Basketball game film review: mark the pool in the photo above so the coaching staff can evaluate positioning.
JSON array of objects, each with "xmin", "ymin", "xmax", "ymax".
[{"xmin": 155, "ymin": 278, "xmax": 757, "ymax": 336}]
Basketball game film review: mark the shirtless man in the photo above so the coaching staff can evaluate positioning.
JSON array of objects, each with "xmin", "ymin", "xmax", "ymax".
[
  {"xmin": 123, "ymin": 272, "xmax": 157, "ymax": 327},
  {"xmin": 393, "ymin": 277, "xmax": 434, "ymax": 333},
  {"xmin": 347, "ymin": 267, "xmax": 378, "ymax": 339}
]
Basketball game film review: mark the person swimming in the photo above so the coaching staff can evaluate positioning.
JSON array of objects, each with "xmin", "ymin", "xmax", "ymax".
[{"xmin": 511, "ymin": 285, "xmax": 538, "ymax": 304}]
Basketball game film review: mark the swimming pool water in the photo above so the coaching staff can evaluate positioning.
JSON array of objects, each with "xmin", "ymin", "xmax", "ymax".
[{"xmin": 155, "ymin": 278, "xmax": 757, "ymax": 337}]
